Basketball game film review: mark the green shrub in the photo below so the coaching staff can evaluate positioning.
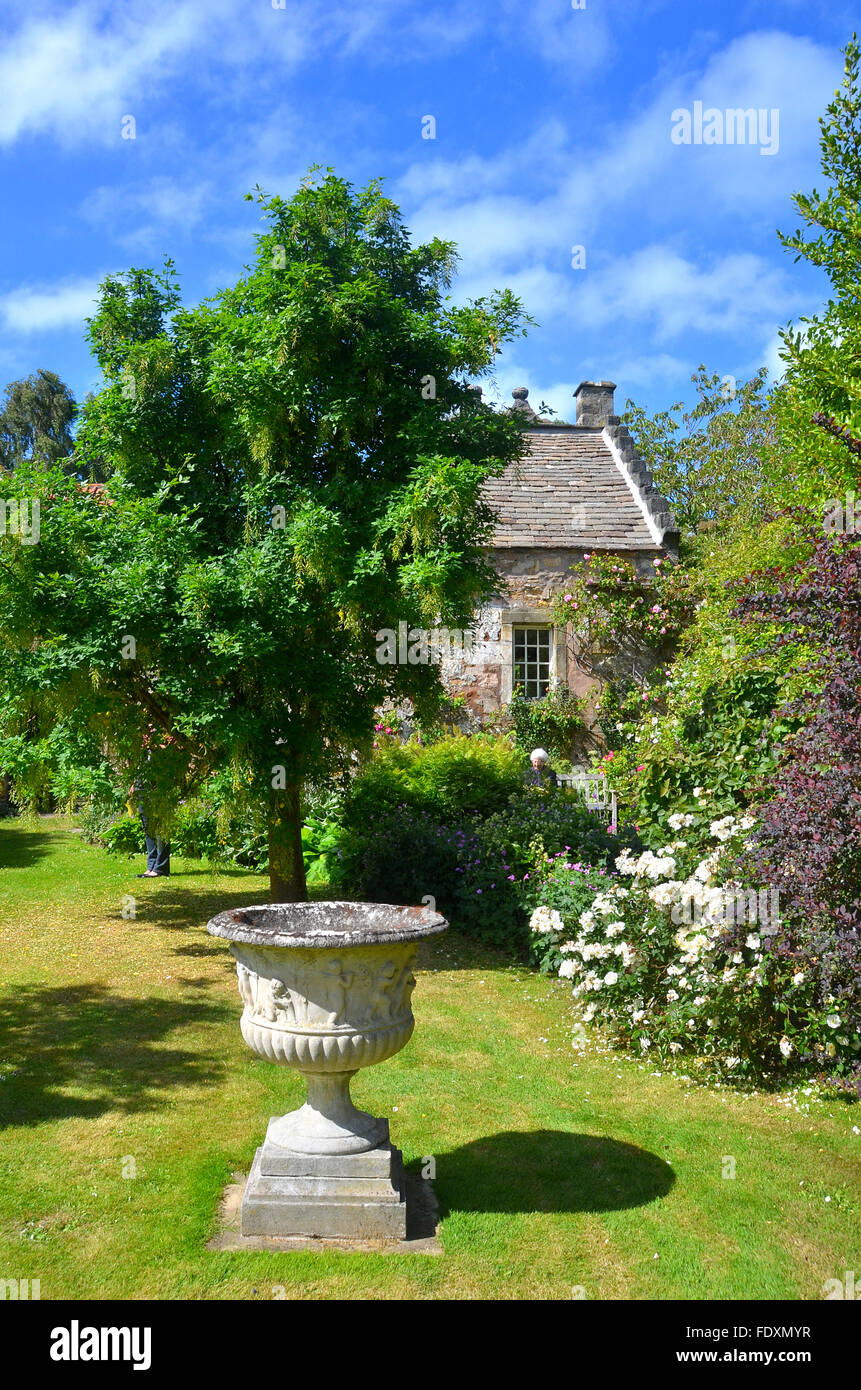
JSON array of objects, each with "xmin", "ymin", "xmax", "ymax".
[
  {"xmin": 506, "ymin": 685, "xmax": 588, "ymax": 763},
  {"xmin": 337, "ymin": 784, "xmax": 636, "ymax": 952},
  {"xmin": 101, "ymin": 814, "xmax": 146, "ymax": 855},
  {"xmin": 345, "ymin": 733, "xmax": 526, "ymax": 825}
]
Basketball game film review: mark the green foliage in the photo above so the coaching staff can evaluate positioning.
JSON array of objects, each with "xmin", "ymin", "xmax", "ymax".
[
  {"xmin": 101, "ymin": 814, "xmax": 146, "ymax": 855},
  {"xmin": 622, "ymin": 367, "xmax": 783, "ymax": 535},
  {"xmin": 553, "ymin": 551, "xmax": 694, "ymax": 690},
  {"xmin": 505, "ymin": 685, "xmax": 587, "ymax": 762},
  {"xmin": 0, "ymin": 171, "xmax": 532, "ymax": 900},
  {"xmin": 778, "ymin": 34, "xmax": 861, "ymax": 433},
  {"xmin": 344, "ymin": 732, "xmax": 526, "ymax": 824},
  {"xmin": 534, "ymin": 817, "xmax": 861, "ymax": 1087},
  {"xmin": 526, "ymin": 858, "xmax": 609, "ymax": 975},
  {"xmin": 338, "ymin": 773, "xmax": 635, "ymax": 953}
]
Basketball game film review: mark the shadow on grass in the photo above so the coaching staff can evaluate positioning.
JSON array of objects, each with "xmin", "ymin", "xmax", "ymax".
[
  {"xmin": 0, "ymin": 825, "xmax": 56, "ymax": 870},
  {"xmin": 108, "ymin": 881, "xmax": 270, "ymax": 955},
  {"xmin": 0, "ymin": 983, "xmax": 231, "ymax": 1127},
  {"xmin": 435, "ymin": 1130, "xmax": 675, "ymax": 1215}
]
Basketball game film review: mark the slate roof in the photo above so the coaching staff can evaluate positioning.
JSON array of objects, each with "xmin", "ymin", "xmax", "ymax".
[{"xmin": 482, "ymin": 422, "xmax": 677, "ymax": 551}]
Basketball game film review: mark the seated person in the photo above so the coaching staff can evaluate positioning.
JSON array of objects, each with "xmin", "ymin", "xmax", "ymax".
[{"xmin": 526, "ymin": 747, "xmax": 557, "ymax": 788}]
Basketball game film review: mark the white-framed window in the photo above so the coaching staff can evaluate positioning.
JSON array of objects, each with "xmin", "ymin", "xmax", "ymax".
[{"xmin": 513, "ymin": 625, "xmax": 552, "ymax": 699}]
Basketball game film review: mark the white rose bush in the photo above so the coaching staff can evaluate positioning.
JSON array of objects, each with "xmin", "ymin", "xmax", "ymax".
[{"xmin": 530, "ymin": 806, "xmax": 861, "ymax": 1084}]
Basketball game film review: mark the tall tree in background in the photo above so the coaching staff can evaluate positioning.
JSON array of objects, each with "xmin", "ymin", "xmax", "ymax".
[
  {"xmin": 622, "ymin": 366, "xmax": 780, "ymax": 536},
  {"xmin": 0, "ymin": 369, "xmax": 77, "ymax": 470},
  {"xmin": 0, "ymin": 173, "xmax": 529, "ymax": 900},
  {"xmin": 778, "ymin": 32, "xmax": 861, "ymax": 433}
]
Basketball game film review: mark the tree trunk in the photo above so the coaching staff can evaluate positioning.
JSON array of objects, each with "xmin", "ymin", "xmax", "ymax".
[{"xmin": 268, "ymin": 782, "xmax": 307, "ymax": 902}]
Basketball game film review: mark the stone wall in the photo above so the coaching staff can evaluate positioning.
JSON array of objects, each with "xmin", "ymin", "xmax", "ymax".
[{"xmin": 440, "ymin": 545, "xmax": 661, "ymax": 721}]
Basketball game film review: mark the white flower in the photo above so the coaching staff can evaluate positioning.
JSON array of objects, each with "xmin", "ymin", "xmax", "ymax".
[
  {"xmin": 826, "ymin": 1014, "xmax": 841, "ymax": 1030},
  {"xmin": 725, "ymin": 1056, "xmax": 740, "ymax": 1069},
  {"xmin": 745, "ymin": 932, "xmax": 761, "ymax": 949},
  {"xmin": 668, "ymin": 812, "xmax": 695, "ymax": 830},
  {"xmin": 634, "ymin": 850, "xmax": 677, "ymax": 880},
  {"xmin": 649, "ymin": 881, "xmax": 684, "ymax": 908},
  {"xmin": 632, "ymin": 1009, "xmax": 646, "ymax": 1023},
  {"xmin": 739, "ymin": 814, "xmax": 756, "ymax": 830},
  {"xmin": 578, "ymin": 910, "xmax": 596, "ymax": 930},
  {"xmin": 592, "ymin": 894, "xmax": 618, "ymax": 916},
  {"xmin": 710, "ymin": 815, "xmax": 737, "ymax": 842},
  {"xmin": 639, "ymin": 1037, "xmax": 651, "ymax": 1050},
  {"xmin": 666, "ymin": 989, "xmax": 679, "ymax": 1002},
  {"xmin": 558, "ymin": 960, "xmax": 577, "ymax": 979},
  {"xmin": 605, "ymin": 920, "xmax": 626, "ymax": 937},
  {"xmin": 693, "ymin": 786, "xmax": 704, "ymax": 799},
  {"xmin": 694, "ymin": 853, "xmax": 720, "ymax": 883},
  {"xmin": 792, "ymin": 971, "xmax": 805, "ymax": 986},
  {"xmin": 582, "ymin": 1005, "xmax": 596, "ymax": 1023},
  {"xmin": 581, "ymin": 941, "xmax": 614, "ymax": 961},
  {"xmin": 530, "ymin": 906, "xmax": 560, "ymax": 934},
  {"xmin": 613, "ymin": 942, "xmax": 636, "ymax": 967},
  {"xmin": 603, "ymin": 971, "xmax": 619, "ymax": 986},
  {"xmin": 779, "ymin": 1036, "xmax": 793, "ymax": 1058},
  {"xmin": 669, "ymin": 1042, "xmax": 682, "ymax": 1054}
]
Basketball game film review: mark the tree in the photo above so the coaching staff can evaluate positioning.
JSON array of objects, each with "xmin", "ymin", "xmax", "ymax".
[
  {"xmin": 0, "ymin": 172, "xmax": 530, "ymax": 900},
  {"xmin": 0, "ymin": 369, "xmax": 77, "ymax": 470},
  {"xmin": 733, "ymin": 510, "xmax": 861, "ymax": 1087},
  {"xmin": 621, "ymin": 366, "xmax": 781, "ymax": 536},
  {"xmin": 778, "ymin": 33, "xmax": 861, "ymax": 432}
]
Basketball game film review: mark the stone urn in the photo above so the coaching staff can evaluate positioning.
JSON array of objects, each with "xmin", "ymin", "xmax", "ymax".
[{"xmin": 207, "ymin": 901, "xmax": 447, "ymax": 1239}]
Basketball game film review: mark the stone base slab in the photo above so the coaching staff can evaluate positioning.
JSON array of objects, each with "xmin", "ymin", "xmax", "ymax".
[
  {"xmin": 207, "ymin": 1168, "xmax": 440, "ymax": 1254},
  {"xmin": 241, "ymin": 1144, "xmax": 407, "ymax": 1239}
]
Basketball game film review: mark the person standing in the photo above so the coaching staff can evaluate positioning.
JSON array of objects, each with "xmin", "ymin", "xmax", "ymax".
[{"xmin": 132, "ymin": 726, "xmax": 173, "ymax": 878}]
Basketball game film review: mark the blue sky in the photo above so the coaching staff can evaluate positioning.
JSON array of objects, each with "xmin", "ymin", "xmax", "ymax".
[{"xmin": 0, "ymin": 0, "xmax": 853, "ymax": 422}]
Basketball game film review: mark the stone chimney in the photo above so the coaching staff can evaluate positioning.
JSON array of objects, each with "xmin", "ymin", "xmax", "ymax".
[{"xmin": 574, "ymin": 380, "xmax": 616, "ymax": 427}]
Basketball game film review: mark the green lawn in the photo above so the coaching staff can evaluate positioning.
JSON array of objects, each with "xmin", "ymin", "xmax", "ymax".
[{"xmin": 0, "ymin": 815, "xmax": 857, "ymax": 1300}]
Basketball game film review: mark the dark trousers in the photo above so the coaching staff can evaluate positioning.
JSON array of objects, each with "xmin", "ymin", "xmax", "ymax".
[{"xmin": 139, "ymin": 807, "xmax": 170, "ymax": 875}]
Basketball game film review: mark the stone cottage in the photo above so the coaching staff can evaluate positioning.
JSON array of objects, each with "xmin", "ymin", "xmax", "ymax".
[{"xmin": 440, "ymin": 379, "xmax": 678, "ymax": 725}]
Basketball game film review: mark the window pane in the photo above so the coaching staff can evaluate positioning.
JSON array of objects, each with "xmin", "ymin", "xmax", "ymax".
[{"xmin": 513, "ymin": 626, "xmax": 551, "ymax": 701}]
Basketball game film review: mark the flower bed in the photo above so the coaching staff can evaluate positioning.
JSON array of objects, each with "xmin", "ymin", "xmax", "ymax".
[{"xmin": 530, "ymin": 807, "xmax": 860, "ymax": 1088}]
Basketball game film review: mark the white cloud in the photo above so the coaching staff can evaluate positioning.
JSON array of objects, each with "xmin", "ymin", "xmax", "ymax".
[
  {"xmin": 0, "ymin": 276, "xmax": 103, "ymax": 333},
  {"xmin": 79, "ymin": 177, "xmax": 217, "ymax": 250},
  {"xmin": 575, "ymin": 246, "xmax": 805, "ymax": 340},
  {"xmin": 604, "ymin": 354, "xmax": 694, "ymax": 394},
  {"xmin": 0, "ymin": 4, "xmax": 209, "ymax": 146},
  {"xmin": 0, "ymin": 0, "xmax": 489, "ymax": 149}
]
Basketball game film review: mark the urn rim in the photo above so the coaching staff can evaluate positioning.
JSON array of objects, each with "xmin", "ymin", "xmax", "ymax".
[{"xmin": 206, "ymin": 900, "xmax": 448, "ymax": 950}]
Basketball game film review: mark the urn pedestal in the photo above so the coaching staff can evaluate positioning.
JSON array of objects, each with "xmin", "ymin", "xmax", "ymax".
[{"xmin": 207, "ymin": 901, "xmax": 447, "ymax": 1240}]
